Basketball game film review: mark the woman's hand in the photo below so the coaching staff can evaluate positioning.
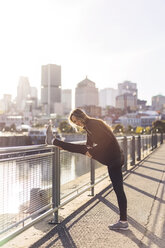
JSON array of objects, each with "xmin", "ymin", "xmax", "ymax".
[
  {"xmin": 58, "ymin": 147, "xmax": 63, "ymax": 150},
  {"xmin": 85, "ymin": 151, "xmax": 92, "ymax": 158}
]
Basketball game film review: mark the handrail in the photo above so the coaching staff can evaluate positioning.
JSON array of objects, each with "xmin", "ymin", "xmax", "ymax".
[{"xmin": 0, "ymin": 133, "xmax": 164, "ymax": 246}]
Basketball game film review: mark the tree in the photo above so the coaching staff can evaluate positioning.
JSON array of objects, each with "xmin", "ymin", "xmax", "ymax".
[
  {"xmin": 58, "ymin": 121, "xmax": 75, "ymax": 133},
  {"xmin": 10, "ymin": 123, "xmax": 16, "ymax": 132},
  {"xmin": 113, "ymin": 124, "xmax": 124, "ymax": 134},
  {"xmin": 145, "ymin": 126, "xmax": 151, "ymax": 134},
  {"xmin": 152, "ymin": 120, "xmax": 165, "ymax": 133},
  {"xmin": 126, "ymin": 125, "xmax": 134, "ymax": 134},
  {"xmin": 135, "ymin": 126, "xmax": 143, "ymax": 134}
]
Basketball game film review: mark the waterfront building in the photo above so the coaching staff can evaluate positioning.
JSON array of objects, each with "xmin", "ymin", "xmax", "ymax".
[
  {"xmin": 117, "ymin": 111, "xmax": 160, "ymax": 128},
  {"xmin": 0, "ymin": 114, "xmax": 32, "ymax": 129}
]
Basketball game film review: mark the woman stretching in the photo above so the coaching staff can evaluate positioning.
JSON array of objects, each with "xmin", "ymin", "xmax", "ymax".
[{"xmin": 45, "ymin": 108, "xmax": 128, "ymax": 230}]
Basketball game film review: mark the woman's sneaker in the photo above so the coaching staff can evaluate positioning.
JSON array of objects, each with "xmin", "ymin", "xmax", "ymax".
[
  {"xmin": 45, "ymin": 123, "xmax": 55, "ymax": 145},
  {"xmin": 109, "ymin": 221, "xmax": 129, "ymax": 230}
]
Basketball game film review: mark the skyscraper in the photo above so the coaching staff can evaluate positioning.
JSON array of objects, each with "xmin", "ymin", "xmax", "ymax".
[
  {"xmin": 152, "ymin": 95, "xmax": 165, "ymax": 111},
  {"xmin": 116, "ymin": 81, "xmax": 138, "ymax": 111},
  {"xmin": 118, "ymin": 81, "xmax": 137, "ymax": 96},
  {"xmin": 41, "ymin": 64, "xmax": 61, "ymax": 115},
  {"xmin": 17, "ymin": 76, "xmax": 31, "ymax": 111},
  {"xmin": 62, "ymin": 89, "xmax": 72, "ymax": 114},
  {"xmin": 99, "ymin": 88, "xmax": 118, "ymax": 108},
  {"xmin": 75, "ymin": 77, "xmax": 99, "ymax": 108}
]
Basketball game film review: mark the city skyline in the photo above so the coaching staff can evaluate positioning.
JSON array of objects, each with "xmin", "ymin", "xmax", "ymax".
[{"xmin": 0, "ymin": 0, "xmax": 165, "ymax": 105}]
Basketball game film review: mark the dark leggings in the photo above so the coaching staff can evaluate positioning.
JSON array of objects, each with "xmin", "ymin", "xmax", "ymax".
[
  {"xmin": 53, "ymin": 138, "xmax": 127, "ymax": 221},
  {"xmin": 53, "ymin": 138, "xmax": 87, "ymax": 154},
  {"xmin": 108, "ymin": 165, "xmax": 127, "ymax": 221}
]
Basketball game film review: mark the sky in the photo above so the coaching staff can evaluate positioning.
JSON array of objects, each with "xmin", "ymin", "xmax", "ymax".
[{"xmin": 0, "ymin": 0, "xmax": 165, "ymax": 105}]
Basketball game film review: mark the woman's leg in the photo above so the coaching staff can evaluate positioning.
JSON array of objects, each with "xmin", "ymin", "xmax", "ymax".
[
  {"xmin": 53, "ymin": 138, "xmax": 88, "ymax": 155},
  {"xmin": 108, "ymin": 165, "xmax": 127, "ymax": 221}
]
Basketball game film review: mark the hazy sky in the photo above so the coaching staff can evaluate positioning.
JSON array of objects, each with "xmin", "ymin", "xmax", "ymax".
[{"xmin": 0, "ymin": 0, "xmax": 165, "ymax": 104}]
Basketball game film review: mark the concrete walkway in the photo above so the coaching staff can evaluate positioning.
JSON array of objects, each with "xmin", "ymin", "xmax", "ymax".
[{"xmin": 3, "ymin": 144, "xmax": 165, "ymax": 248}]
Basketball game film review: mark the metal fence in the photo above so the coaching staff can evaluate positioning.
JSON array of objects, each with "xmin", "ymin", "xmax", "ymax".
[{"xmin": 0, "ymin": 133, "xmax": 164, "ymax": 246}]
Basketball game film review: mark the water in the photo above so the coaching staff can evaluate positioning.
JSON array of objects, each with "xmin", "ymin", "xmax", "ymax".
[{"xmin": 0, "ymin": 152, "xmax": 97, "ymax": 215}]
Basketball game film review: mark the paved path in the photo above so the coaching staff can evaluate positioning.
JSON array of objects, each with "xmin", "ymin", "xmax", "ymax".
[{"xmin": 4, "ymin": 145, "xmax": 165, "ymax": 248}]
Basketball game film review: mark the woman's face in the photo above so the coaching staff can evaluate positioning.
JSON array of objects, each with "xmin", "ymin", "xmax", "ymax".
[{"xmin": 71, "ymin": 115, "xmax": 84, "ymax": 127}]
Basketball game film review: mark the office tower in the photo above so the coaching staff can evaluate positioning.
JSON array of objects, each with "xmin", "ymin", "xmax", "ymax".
[
  {"xmin": 99, "ymin": 88, "xmax": 118, "ymax": 108},
  {"xmin": 116, "ymin": 81, "xmax": 138, "ymax": 111},
  {"xmin": 118, "ymin": 81, "xmax": 137, "ymax": 96},
  {"xmin": 17, "ymin": 76, "xmax": 31, "ymax": 111},
  {"xmin": 41, "ymin": 64, "xmax": 61, "ymax": 115},
  {"xmin": 75, "ymin": 77, "xmax": 99, "ymax": 108},
  {"xmin": 30, "ymin": 87, "xmax": 38, "ymax": 98},
  {"xmin": 0, "ymin": 94, "xmax": 12, "ymax": 113},
  {"xmin": 116, "ymin": 93, "xmax": 137, "ymax": 111},
  {"xmin": 152, "ymin": 95, "xmax": 165, "ymax": 111},
  {"xmin": 62, "ymin": 89, "xmax": 72, "ymax": 115}
]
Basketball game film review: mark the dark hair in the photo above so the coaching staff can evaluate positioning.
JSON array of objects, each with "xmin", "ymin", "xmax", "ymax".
[{"xmin": 69, "ymin": 108, "xmax": 89, "ymax": 125}]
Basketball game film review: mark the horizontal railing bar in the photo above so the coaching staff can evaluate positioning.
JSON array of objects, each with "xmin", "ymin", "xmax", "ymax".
[
  {"xmin": 61, "ymin": 181, "xmax": 91, "ymax": 200},
  {"xmin": 61, "ymin": 171, "xmax": 108, "ymax": 201},
  {"xmin": 0, "ymin": 152, "xmax": 54, "ymax": 162},
  {"xmin": 0, "ymin": 144, "xmax": 49, "ymax": 153}
]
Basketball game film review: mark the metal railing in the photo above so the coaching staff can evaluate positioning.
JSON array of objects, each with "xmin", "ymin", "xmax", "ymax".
[{"xmin": 0, "ymin": 133, "xmax": 164, "ymax": 246}]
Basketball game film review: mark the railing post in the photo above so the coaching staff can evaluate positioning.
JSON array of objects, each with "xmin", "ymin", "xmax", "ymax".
[
  {"xmin": 90, "ymin": 158, "xmax": 95, "ymax": 196},
  {"xmin": 50, "ymin": 147, "xmax": 60, "ymax": 224},
  {"xmin": 131, "ymin": 136, "xmax": 135, "ymax": 166},
  {"xmin": 123, "ymin": 136, "xmax": 127, "ymax": 171},
  {"xmin": 161, "ymin": 132, "xmax": 163, "ymax": 144},
  {"xmin": 137, "ymin": 135, "xmax": 141, "ymax": 161},
  {"xmin": 151, "ymin": 133, "xmax": 154, "ymax": 151},
  {"xmin": 155, "ymin": 134, "xmax": 158, "ymax": 148}
]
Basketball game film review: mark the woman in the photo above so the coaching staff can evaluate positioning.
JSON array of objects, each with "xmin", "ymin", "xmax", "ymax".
[{"xmin": 46, "ymin": 108, "xmax": 128, "ymax": 230}]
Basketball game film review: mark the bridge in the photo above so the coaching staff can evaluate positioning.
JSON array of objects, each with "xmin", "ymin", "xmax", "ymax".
[{"xmin": 0, "ymin": 134, "xmax": 165, "ymax": 248}]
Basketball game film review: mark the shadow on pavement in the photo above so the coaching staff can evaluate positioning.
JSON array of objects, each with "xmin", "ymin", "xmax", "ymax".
[{"xmin": 29, "ymin": 155, "xmax": 165, "ymax": 248}]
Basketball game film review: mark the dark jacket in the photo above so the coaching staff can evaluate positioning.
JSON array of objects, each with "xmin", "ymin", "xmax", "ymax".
[
  {"xmin": 84, "ymin": 118, "xmax": 123, "ymax": 166},
  {"xmin": 53, "ymin": 118, "xmax": 123, "ymax": 166}
]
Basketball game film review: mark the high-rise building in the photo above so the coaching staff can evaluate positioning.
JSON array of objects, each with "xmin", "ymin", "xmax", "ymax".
[
  {"xmin": 41, "ymin": 64, "xmax": 61, "ymax": 115},
  {"xmin": 17, "ymin": 76, "xmax": 31, "ymax": 111},
  {"xmin": 116, "ymin": 81, "xmax": 138, "ymax": 111},
  {"xmin": 118, "ymin": 80, "xmax": 137, "ymax": 96},
  {"xmin": 62, "ymin": 89, "xmax": 72, "ymax": 115},
  {"xmin": 152, "ymin": 95, "xmax": 165, "ymax": 111},
  {"xmin": 30, "ymin": 87, "xmax": 38, "ymax": 98},
  {"xmin": 75, "ymin": 77, "xmax": 98, "ymax": 108},
  {"xmin": 99, "ymin": 88, "xmax": 118, "ymax": 108},
  {"xmin": 116, "ymin": 93, "xmax": 137, "ymax": 111},
  {"xmin": 0, "ymin": 94, "xmax": 12, "ymax": 113}
]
